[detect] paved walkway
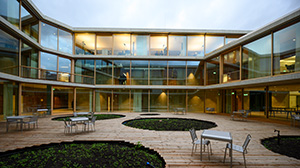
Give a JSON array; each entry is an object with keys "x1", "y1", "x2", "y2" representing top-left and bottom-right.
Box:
[{"x1": 1, "y1": 112, "x2": 300, "y2": 167}]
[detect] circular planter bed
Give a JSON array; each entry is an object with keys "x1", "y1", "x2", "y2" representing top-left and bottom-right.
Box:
[
  {"x1": 122, "y1": 118, "x2": 217, "y2": 131},
  {"x1": 52, "y1": 114, "x2": 125, "y2": 121},
  {"x1": 140, "y1": 113, "x2": 160, "y2": 116},
  {"x1": 261, "y1": 136, "x2": 300, "y2": 160},
  {"x1": 0, "y1": 141, "x2": 165, "y2": 168}
]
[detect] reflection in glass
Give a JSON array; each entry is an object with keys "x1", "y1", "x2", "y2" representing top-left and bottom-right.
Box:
[
  {"x1": 131, "y1": 89, "x2": 148, "y2": 112},
  {"x1": 188, "y1": 36, "x2": 204, "y2": 56},
  {"x1": 168, "y1": 61, "x2": 186, "y2": 85},
  {"x1": 242, "y1": 35, "x2": 271, "y2": 79},
  {"x1": 132, "y1": 35, "x2": 149, "y2": 56},
  {"x1": 150, "y1": 61, "x2": 167, "y2": 85},
  {"x1": 75, "y1": 59, "x2": 94, "y2": 84},
  {"x1": 169, "y1": 36, "x2": 186, "y2": 56},
  {"x1": 76, "y1": 88, "x2": 93, "y2": 112},
  {"x1": 243, "y1": 87, "x2": 266, "y2": 112},
  {"x1": 223, "y1": 49, "x2": 240, "y2": 82},
  {"x1": 0, "y1": 0, "x2": 19, "y2": 28},
  {"x1": 58, "y1": 57, "x2": 71, "y2": 82},
  {"x1": 53, "y1": 87, "x2": 74, "y2": 114},
  {"x1": 21, "y1": 5, "x2": 38, "y2": 41},
  {"x1": 40, "y1": 52, "x2": 57, "y2": 80},
  {"x1": 59, "y1": 29, "x2": 73, "y2": 54},
  {"x1": 96, "y1": 35, "x2": 112, "y2": 55},
  {"x1": 206, "y1": 57, "x2": 220, "y2": 85},
  {"x1": 113, "y1": 34, "x2": 130, "y2": 55},
  {"x1": 113, "y1": 60, "x2": 130, "y2": 85},
  {"x1": 95, "y1": 89, "x2": 111, "y2": 112},
  {"x1": 0, "y1": 29, "x2": 19, "y2": 75},
  {"x1": 41, "y1": 22, "x2": 58, "y2": 50},
  {"x1": 169, "y1": 90, "x2": 186, "y2": 112},
  {"x1": 21, "y1": 43, "x2": 38, "y2": 78},
  {"x1": 131, "y1": 60, "x2": 148, "y2": 85},
  {"x1": 0, "y1": 80, "x2": 18, "y2": 119},
  {"x1": 188, "y1": 90, "x2": 204, "y2": 112},
  {"x1": 113, "y1": 89, "x2": 130, "y2": 112},
  {"x1": 225, "y1": 38, "x2": 238, "y2": 44},
  {"x1": 187, "y1": 61, "x2": 203, "y2": 85},
  {"x1": 274, "y1": 22, "x2": 300, "y2": 74},
  {"x1": 205, "y1": 36, "x2": 224, "y2": 54},
  {"x1": 150, "y1": 89, "x2": 167, "y2": 112},
  {"x1": 205, "y1": 90, "x2": 220, "y2": 113},
  {"x1": 75, "y1": 33, "x2": 95, "y2": 55},
  {"x1": 150, "y1": 36, "x2": 167, "y2": 56},
  {"x1": 96, "y1": 60, "x2": 113, "y2": 84}
]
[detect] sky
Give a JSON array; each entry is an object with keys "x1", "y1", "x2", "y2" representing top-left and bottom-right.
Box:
[{"x1": 31, "y1": 0, "x2": 300, "y2": 31}]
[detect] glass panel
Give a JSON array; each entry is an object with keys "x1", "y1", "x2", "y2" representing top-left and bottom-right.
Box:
[
  {"x1": 187, "y1": 36, "x2": 204, "y2": 56},
  {"x1": 75, "y1": 33, "x2": 95, "y2": 55},
  {"x1": 205, "y1": 36, "x2": 224, "y2": 54},
  {"x1": 225, "y1": 38, "x2": 238, "y2": 44},
  {"x1": 75, "y1": 59, "x2": 94, "y2": 84},
  {"x1": 58, "y1": 57, "x2": 71, "y2": 82},
  {"x1": 169, "y1": 90, "x2": 186, "y2": 112},
  {"x1": 113, "y1": 89, "x2": 130, "y2": 112},
  {"x1": 95, "y1": 89, "x2": 111, "y2": 112},
  {"x1": 206, "y1": 57, "x2": 220, "y2": 85},
  {"x1": 168, "y1": 61, "x2": 186, "y2": 85},
  {"x1": 96, "y1": 35, "x2": 112, "y2": 55},
  {"x1": 132, "y1": 35, "x2": 149, "y2": 56},
  {"x1": 113, "y1": 60, "x2": 130, "y2": 85},
  {"x1": 76, "y1": 88, "x2": 93, "y2": 112},
  {"x1": 169, "y1": 36, "x2": 186, "y2": 56},
  {"x1": 21, "y1": 43, "x2": 38, "y2": 78},
  {"x1": 242, "y1": 35, "x2": 271, "y2": 79},
  {"x1": 188, "y1": 90, "x2": 205, "y2": 112},
  {"x1": 274, "y1": 22, "x2": 300, "y2": 75},
  {"x1": 96, "y1": 60, "x2": 113, "y2": 84},
  {"x1": 59, "y1": 29, "x2": 73, "y2": 54},
  {"x1": 223, "y1": 49, "x2": 240, "y2": 82},
  {"x1": 41, "y1": 22, "x2": 58, "y2": 50},
  {"x1": 243, "y1": 87, "x2": 266, "y2": 117},
  {"x1": 150, "y1": 36, "x2": 167, "y2": 56},
  {"x1": 0, "y1": 80, "x2": 18, "y2": 120},
  {"x1": 21, "y1": 84, "x2": 50, "y2": 115},
  {"x1": 131, "y1": 89, "x2": 148, "y2": 112},
  {"x1": 205, "y1": 90, "x2": 221, "y2": 113},
  {"x1": 0, "y1": 0, "x2": 19, "y2": 28},
  {"x1": 113, "y1": 34, "x2": 131, "y2": 55},
  {"x1": 150, "y1": 89, "x2": 167, "y2": 112},
  {"x1": 131, "y1": 60, "x2": 148, "y2": 85},
  {"x1": 53, "y1": 86, "x2": 74, "y2": 114},
  {"x1": 21, "y1": 5, "x2": 38, "y2": 42},
  {"x1": 0, "y1": 29, "x2": 19, "y2": 75},
  {"x1": 187, "y1": 61, "x2": 204, "y2": 85},
  {"x1": 40, "y1": 52, "x2": 57, "y2": 80},
  {"x1": 150, "y1": 61, "x2": 167, "y2": 85}
]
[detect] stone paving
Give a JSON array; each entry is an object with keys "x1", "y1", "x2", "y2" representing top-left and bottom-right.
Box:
[{"x1": 0, "y1": 112, "x2": 300, "y2": 167}]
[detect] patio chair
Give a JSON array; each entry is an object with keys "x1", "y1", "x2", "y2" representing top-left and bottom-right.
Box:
[
  {"x1": 291, "y1": 114, "x2": 300, "y2": 126},
  {"x1": 6, "y1": 118, "x2": 19, "y2": 132},
  {"x1": 63, "y1": 119, "x2": 77, "y2": 134},
  {"x1": 189, "y1": 128, "x2": 212, "y2": 159},
  {"x1": 224, "y1": 134, "x2": 251, "y2": 168},
  {"x1": 22, "y1": 115, "x2": 38, "y2": 129},
  {"x1": 84, "y1": 116, "x2": 96, "y2": 132}
]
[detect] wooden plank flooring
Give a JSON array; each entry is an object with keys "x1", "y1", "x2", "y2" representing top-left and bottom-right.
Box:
[{"x1": 0, "y1": 112, "x2": 300, "y2": 167}]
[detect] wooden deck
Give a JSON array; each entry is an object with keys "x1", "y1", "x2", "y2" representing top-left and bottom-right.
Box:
[{"x1": 0, "y1": 112, "x2": 300, "y2": 167}]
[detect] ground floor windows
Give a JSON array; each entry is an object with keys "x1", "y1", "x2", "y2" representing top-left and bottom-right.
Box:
[{"x1": 0, "y1": 81, "x2": 18, "y2": 120}]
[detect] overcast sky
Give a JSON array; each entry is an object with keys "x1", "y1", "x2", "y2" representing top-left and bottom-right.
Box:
[{"x1": 31, "y1": 0, "x2": 300, "y2": 31}]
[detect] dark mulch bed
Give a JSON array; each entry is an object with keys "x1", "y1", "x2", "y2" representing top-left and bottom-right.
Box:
[
  {"x1": 0, "y1": 141, "x2": 165, "y2": 168},
  {"x1": 140, "y1": 113, "x2": 160, "y2": 116},
  {"x1": 52, "y1": 114, "x2": 125, "y2": 121},
  {"x1": 261, "y1": 136, "x2": 300, "y2": 160},
  {"x1": 122, "y1": 118, "x2": 217, "y2": 131}
]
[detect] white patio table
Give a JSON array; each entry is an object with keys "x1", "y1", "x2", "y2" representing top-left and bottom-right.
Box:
[{"x1": 6, "y1": 115, "x2": 33, "y2": 132}]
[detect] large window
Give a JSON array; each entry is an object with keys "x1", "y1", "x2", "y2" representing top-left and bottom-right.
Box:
[
  {"x1": 188, "y1": 90, "x2": 205, "y2": 112},
  {"x1": 95, "y1": 89, "x2": 111, "y2": 112},
  {"x1": 131, "y1": 89, "x2": 148, "y2": 112},
  {"x1": 187, "y1": 36, "x2": 204, "y2": 56},
  {"x1": 96, "y1": 60, "x2": 113, "y2": 85},
  {"x1": 113, "y1": 34, "x2": 130, "y2": 55},
  {"x1": 113, "y1": 89, "x2": 130, "y2": 112},
  {"x1": 59, "y1": 29, "x2": 73, "y2": 54},
  {"x1": 273, "y1": 22, "x2": 300, "y2": 75},
  {"x1": 131, "y1": 60, "x2": 148, "y2": 85},
  {"x1": 206, "y1": 57, "x2": 220, "y2": 85},
  {"x1": 168, "y1": 61, "x2": 186, "y2": 85},
  {"x1": 96, "y1": 35, "x2": 112, "y2": 55},
  {"x1": 53, "y1": 87, "x2": 74, "y2": 114},
  {"x1": 76, "y1": 88, "x2": 93, "y2": 112},
  {"x1": 41, "y1": 22, "x2": 58, "y2": 50},
  {"x1": 242, "y1": 35, "x2": 271, "y2": 79},
  {"x1": 113, "y1": 60, "x2": 130, "y2": 85},
  {"x1": 150, "y1": 36, "x2": 167, "y2": 56},
  {"x1": 40, "y1": 52, "x2": 57, "y2": 80},
  {"x1": 21, "y1": 4, "x2": 38, "y2": 42},
  {"x1": 187, "y1": 61, "x2": 204, "y2": 85},
  {"x1": 0, "y1": 80, "x2": 18, "y2": 119},
  {"x1": 223, "y1": 49, "x2": 240, "y2": 82},
  {"x1": 21, "y1": 43, "x2": 38, "y2": 78},
  {"x1": 150, "y1": 89, "x2": 167, "y2": 112},
  {"x1": 58, "y1": 57, "x2": 71, "y2": 82},
  {"x1": 0, "y1": 29, "x2": 19, "y2": 76},
  {"x1": 205, "y1": 36, "x2": 224, "y2": 54},
  {"x1": 0, "y1": 0, "x2": 19, "y2": 28},
  {"x1": 169, "y1": 36, "x2": 186, "y2": 56},
  {"x1": 150, "y1": 61, "x2": 167, "y2": 85},
  {"x1": 132, "y1": 35, "x2": 149, "y2": 56},
  {"x1": 75, "y1": 59, "x2": 94, "y2": 84},
  {"x1": 75, "y1": 33, "x2": 95, "y2": 55},
  {"x1": 169, "y1": 90, "x2": 186, "y2": 112}
]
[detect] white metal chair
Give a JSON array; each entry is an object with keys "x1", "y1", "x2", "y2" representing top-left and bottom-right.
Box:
[
  {"x1": 63, "y1": 119, "x2": 77, "y2": 134},
  {"x1": 23, "y1": 115, "x2": 38, "y2": 129},
  {"x1": 224, "y1": 134, "x2": 252, "y2": 168},
  {"x1": 189, "y1": 128, "x2": 212, "y2": 159},
  {"x1": 291, "y1": 114, "x2": 300, "y2": 126},
  {"x1": 84, "y1": 116, "x2": 96, "y2": 132}
]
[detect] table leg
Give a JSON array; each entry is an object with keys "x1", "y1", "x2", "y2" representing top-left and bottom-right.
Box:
[
  {"x1": 21, "y1": 119, "x2": 23, "y2": 132},
  {"x1": 200, "y1": 137, "x2": 202, "y2": 160},
  {"x1": 230, "y1": 141, "x2": 232, "y2": 168},
  {"x1": 6, "y1": 121, "x2": 9, "y2": 132}
]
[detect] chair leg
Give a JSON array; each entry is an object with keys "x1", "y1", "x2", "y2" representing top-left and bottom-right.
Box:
[
  {"x1": 210, "y1": 143, "x2": 213, "y2": 155},
  {"x1": 207, "y1": 144, "x2": 210, "y2": 160},
  {"x1": 223, "y1": 147, "x2": 227, "y2": 163},
  {"x1": 191, "y1": 144, "x2": 195, "y2": 156},
  {"x1": 243, "y1": 153, "x2": 247, "y2": 168}
]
